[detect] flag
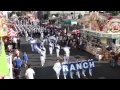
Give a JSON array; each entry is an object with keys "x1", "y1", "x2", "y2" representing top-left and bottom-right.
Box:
[{"x1": 0, "y1": 40, "x2": 9, "y2": 77}]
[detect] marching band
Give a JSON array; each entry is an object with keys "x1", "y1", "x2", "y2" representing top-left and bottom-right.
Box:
[{"x1": 7, "y1": 15, "x2": 95, "y2": 79}]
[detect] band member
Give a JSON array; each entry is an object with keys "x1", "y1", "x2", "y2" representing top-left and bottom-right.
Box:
[
  {"x1": 40, "y1": 31, "x2": 44, "y2": 40},
  {"x1": 69, "y1": 62, "x2": 77, "y2": 79},
  {"x1": 81, "y1": 68, "x2": 87, "y2": 78},
  {"x1": 40, "y1": 40, "x2": 45, "y2": 47},
  {"x1": 89, "y1": 68, "x2": 92, "y2": 77},
  {"x1": 30, "y1": 39, "x2": 37, "y2": 52},
  {"x1": 55, "y1": 44, "x2": 60, "y2": 57},
  {"x1": 63, "y1": 46, "x2": 70, "y2": 61},
  {"x1": 61, "y1": 61, "x2": 68, "y2": 79},
  {"x1": 63, "y1": 54, "x2": 69, "y2": 63},
  {"x1": 53, "y1": 59, "x2": 61, "y2": 79},
  {"x1": 25, "y1": 31, "x2": 28, "y2": 41},
  {"x1": 76, "y1": 60, "x2": 81, "y2": 79},
  {"x1": 49, "y1": 42, "x2": 54, "y2": 55},
  {"x1": 44, "y1": 36, "x2": 48, "y2": 45},
  {"x1": 40, "y1": 49, "x2": 46, "y2": 67},
  {"x1": 34, "y1": 43, "x2": 41, "y2": 53},
  {"x1": 40, "y1": 46, "x2": 46, "y2": 59},
  {"x1": 70, "y1": 70, "x2": 74, "y2": 79},
  {"x1": 33, "y1": 44, "x2": 45, "y2": 66}
]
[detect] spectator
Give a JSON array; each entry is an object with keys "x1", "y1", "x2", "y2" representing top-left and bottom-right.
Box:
[
  {"x1": 25, "y1": 64, "x2": 35, "y2": 79},
  {"x1": 22, "y1": 52, "x2": 28, "y2": 68},
  {"x1": 13, "y1": 56, "x2": 22, "y2": 79}
]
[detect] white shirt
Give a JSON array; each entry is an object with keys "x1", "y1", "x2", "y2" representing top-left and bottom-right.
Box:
[
  {"x1": 25, "y1": 31, "x2": 28, "y2": 37},
  {"x1": 49, "y1": 43, "x2": 54, "y2": 48},
  {"x1": 30, "y1": 39, "x2": 37, "y2": 44},
  {"x1": 56, "y1": 45, "x2": 60, "y2": 50},
  {"x1": 41, "y1": 41, "x2": 44, "y2": 46},
  {"x1": 63, "y1": 47, "x2": 70, "y2": 53},
  {"x1": 25, "y1": 68, "x2": 35, "y2": 79},
  {"x1": 53, "y1": 62, "x2": 61, "y2": 74},
  {"x1": 40, "y1": 49, "x2": 46, "y2": 56}
]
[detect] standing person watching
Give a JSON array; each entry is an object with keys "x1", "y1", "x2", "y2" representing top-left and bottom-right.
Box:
[
  {"x1": 22, "y1": 52, "x2": 28, "y2": 68},
  {"x1": 25, "y1": 64, "x2": 35, "y2": 79},
  {"x1": 13, "y1": 56, "x2": 22, "y2": 79}
]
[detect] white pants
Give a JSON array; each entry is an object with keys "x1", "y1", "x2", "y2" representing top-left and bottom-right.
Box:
[
  {"x1": 31, "y1": 44, "x2": 34, "y2": 52},
  {"x1": 82, "y1": 69, "x2": 86, "y2": 77},
  {"x1": 44, "y1": 53, "x2": 46, "y2": 59},
  {"x1": 63, "y1": 72, "x2": 68, "y2": 79},
  {"x1": 70, "y1": 71, "x2": 74, "y2": 79},
  {"x1": 56, "y1": 49, "x2": 60, "y2": 57},
  {"x1": 66, "y1": 52, "x2": 70, "y2": 60},
  {"x1": 26, "y1": 35, "x2": 28, "y2": 41},
  {"x1": 40, "y1": 56, "x2": 45, "y2": 67},
  {"x1": 52, "y1": 45, "x2": 54, "y2": 50},
  {"x1": 63, "y1": 73, "x2": 67, "y2": 79},
  {"x1": 89, "y1": 68, "x2": 92, "y2": 76},
  {"x1": 76, "y1": 71, "x2": 80, "y2": 78},
  {"x1": 45, "y1": 39, "x2": 48, "y2": 45},
  {"x1": 49, "y1": 47, "x2": 53, "y2": 55},
  {"x1": 26, "y1": 36, "x2": 28, "y2": 41},
  {"x1": 41, "y1": 35, "x2": 44, "y2": 40},
  {"x1": 55, "y1": 71, "x2": 61, "y2": 79}
]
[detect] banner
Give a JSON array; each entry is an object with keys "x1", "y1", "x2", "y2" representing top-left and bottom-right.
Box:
[{"x1": 62, "y1": 59, "x2": 95, "y2": 75}]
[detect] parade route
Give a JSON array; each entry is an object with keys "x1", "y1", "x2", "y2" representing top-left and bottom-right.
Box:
[{"x1": 19, "y1": 37, "x2": 120, "y2": 79}]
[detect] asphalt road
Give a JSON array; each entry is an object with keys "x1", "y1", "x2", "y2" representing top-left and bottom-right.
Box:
[{"x1": 18, "y1": 37, "x2": 120, "y2": 79}]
